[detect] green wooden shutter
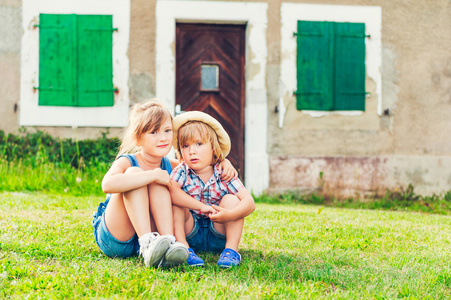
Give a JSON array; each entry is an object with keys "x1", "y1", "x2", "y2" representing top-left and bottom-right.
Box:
[
  {"x1": 38, "y1": 14, "x2": 76, "y2": 106},
  {"x1": 77, "y1": 15, "x2": 114, "y2": 107},
  {"x1": 296, "y1": 21, "x2": 333, "y2": 110},
  {"x1": 333, "y1": 22, "x2": 366, "y2": 110}
]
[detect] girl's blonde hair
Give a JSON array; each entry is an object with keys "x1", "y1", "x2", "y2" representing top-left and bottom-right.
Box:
[
  {"x1": 117, "y1": 99, "x2": 172, "y2": 158},
  {"x1": 177, "y1": 121, "x2": 224, "y2": 165}
]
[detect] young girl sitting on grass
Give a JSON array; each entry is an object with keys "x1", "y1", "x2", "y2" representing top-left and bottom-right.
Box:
[
  {"x1": 170, "y1": 111, "x2": 255, "y2": 268},
  {"x1": 91, "y1": 99, "x2": 236, "y2": 268}
]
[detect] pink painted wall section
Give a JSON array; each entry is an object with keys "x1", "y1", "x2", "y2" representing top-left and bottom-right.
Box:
[{"x1": 269, "y1": 156, "x2": 451, "y2": 198}]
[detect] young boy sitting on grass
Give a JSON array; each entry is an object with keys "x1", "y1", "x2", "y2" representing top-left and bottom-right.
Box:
[{"x1": 169, "y1": 111, "x2": 255, "y2": 268}]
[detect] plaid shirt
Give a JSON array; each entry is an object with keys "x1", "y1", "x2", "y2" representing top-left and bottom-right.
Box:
[{"x1": 170, "y1": 162, "x2": 245, "y2": 217}]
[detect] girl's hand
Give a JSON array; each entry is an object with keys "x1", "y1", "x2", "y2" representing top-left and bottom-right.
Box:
[
  {"x1": 218, "y1": 159, "x2": 238, "y2": 181},
  {"x1": 208, "y1": 205, "x2": 232, "y2": 223},
  {"x1": 153, "y1": 168, "x2": 170, "y2": 187}
]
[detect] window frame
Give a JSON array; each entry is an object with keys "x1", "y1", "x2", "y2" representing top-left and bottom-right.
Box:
[
  {"x1": 19, "y1": 0, "x2": 130, "y2": 127},
  {"x1": 279, "y1": 3, "x2": 382, "y2": 118}
]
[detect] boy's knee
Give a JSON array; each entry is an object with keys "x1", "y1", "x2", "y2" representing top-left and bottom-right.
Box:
[
  {"x1": 219, "y1": 195, "x2": 240, "y2": 208},
  {"x1": 124, "y1": 166, "x2": 143, "y2": 174}
]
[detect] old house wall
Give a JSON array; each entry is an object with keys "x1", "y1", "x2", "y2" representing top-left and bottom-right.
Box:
[
  {"x1": 267, "y1": 0, "x2": 451, "y2": 196},
  {"x1": 1, "y1": 0, "x2": 449, "y2": 195}
]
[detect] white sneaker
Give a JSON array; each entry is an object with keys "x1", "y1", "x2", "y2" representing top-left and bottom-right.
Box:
[
  {"x1": 159, "y1": 242, "x2": 189, "y2": 268},
  {"x1": 138, "y1": 232, "x2": 172, "y2": 267}
]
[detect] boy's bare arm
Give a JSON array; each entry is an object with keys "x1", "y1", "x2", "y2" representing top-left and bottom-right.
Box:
[{"x1": 169, "y1": 180, "x2": 216, "y2": 214}]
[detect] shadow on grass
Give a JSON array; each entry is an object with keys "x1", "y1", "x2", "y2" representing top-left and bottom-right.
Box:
[{"x1": 160, "y1": 248, "x2": 365, "y2": 292}]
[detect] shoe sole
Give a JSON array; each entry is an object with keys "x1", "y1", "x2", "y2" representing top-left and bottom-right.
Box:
[
  {"x1": 217, "y1": 264, "x2": 239, "y2": 268},
  {"x1": 189, "y1": 263, "x2": 205, "y2": 267},
  {"x1": 160, "y1": 245, "x2": 189, "y2": 268},
  {"x1": 147, "y1": 236, "x2": 172, "y2": 267}
]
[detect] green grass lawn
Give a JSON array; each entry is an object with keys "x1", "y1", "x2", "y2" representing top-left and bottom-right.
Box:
[{"x1": 1, "y1": 192, "x2": 451, "y2": 299}]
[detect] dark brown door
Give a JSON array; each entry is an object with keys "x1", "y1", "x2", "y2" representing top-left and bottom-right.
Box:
[{"x1": 176, "y1": 23, "x2": 246, "y2": 179}]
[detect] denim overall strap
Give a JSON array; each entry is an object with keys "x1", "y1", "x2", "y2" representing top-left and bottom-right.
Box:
[
  {"x1": 118, "y1": 154, "x2": 139, "y2": 167},
  {"x1": 160, "y1": 156, "x2": 172, "y2": 174}
]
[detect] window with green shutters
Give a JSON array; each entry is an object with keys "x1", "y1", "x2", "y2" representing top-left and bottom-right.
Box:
[
  {"x1": 36, "y1": 14, "x2": 116, "y2": 107},
  {"x1": 295, "y1": 21, "x2": 367, "y2": 111}
]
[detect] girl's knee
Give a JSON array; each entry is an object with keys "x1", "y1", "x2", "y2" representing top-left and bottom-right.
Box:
[
  {"x1": 220, "y1": 194, "x2": 240, "y2": 208},
  {"x1": 148, "y1": 182, "x2": 169, "y2": 192}
]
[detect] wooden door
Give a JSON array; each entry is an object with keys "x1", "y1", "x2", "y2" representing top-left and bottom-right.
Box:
[{"x1": 176, "y1": 23, "x2": 246, "y2": 179}]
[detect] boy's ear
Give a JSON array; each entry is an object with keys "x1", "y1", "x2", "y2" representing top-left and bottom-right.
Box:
[{"x1": 135, "y1": 139, "x2": 141, "y2": 147}]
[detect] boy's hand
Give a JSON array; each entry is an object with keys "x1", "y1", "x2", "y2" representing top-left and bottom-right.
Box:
[
  {"x1": 218, "y1": 159, "x2": 238, "y2": 181},
  {"x1": 208, "y1": 205, "x2": 233, "y2": 223},
  {"x1": 200, "y1": 204, "x2": 217, "y2": 216},
  {"x1": 153, "y1": 168, "x2": 170, "y2": 187}
]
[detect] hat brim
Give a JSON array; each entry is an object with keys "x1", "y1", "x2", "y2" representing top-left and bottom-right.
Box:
[{"x1": 172, "y1": 111, "x2": 231, "y2": 157}]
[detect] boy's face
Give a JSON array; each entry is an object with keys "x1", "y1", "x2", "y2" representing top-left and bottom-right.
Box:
[{"x1": 180, "y1": 131, "x2": 214, "y2": 173}]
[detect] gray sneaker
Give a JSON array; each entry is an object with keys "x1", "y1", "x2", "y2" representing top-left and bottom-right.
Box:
[
  {"x1": 159, "y1": 242, "x2": 189, "y2": 268},
  {"x1": 138, "y1": 232, "x2": 172, "y2": 267}
]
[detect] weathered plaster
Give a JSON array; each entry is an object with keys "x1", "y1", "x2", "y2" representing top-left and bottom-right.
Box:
[
  {"x1": 155, "y1": 0, "x2": 269, "y2": 195},
  {"x1": 246, "y1": 47, "x2": 261, "y2": 83},
  {"x1": 0, "y1": 6, "x2": 21, "y2": 53},
  {"x1": 431, "y1": 57, "x2": 451, "y2": 105},
  {"x1": 0, "y1": 4, "x2": 21, "y2": 134},
  {"x1": 380, "y1": 46, "x2": 398, "y2": 132},
  {"x1": 129, "y1": 0, "x2": 155, "y2": 82},
  {"x1": 129, "y1": 72, "x2": 154, "y2": 104},
  {"x1": 388, "y1": 0, "x2": 451, "y2": 156},
  {"x1": 19, "y1": 0, "x2": 130, "y2": 127},
  {"x1": 0, "y1": 0, "x2": 21, "y2": 7},
  {"x1": 269, "y1": 155, "x2": 451, "y2": 197},
  {"x1": 0, "y1": 54, "x2": 20, "y2": 133}
]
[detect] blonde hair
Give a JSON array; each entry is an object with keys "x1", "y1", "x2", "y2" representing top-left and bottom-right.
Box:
[
  {"x1": 117, "y1": 98, "x2": 172, "y2": 158},
  {"x1": 176, "y1": 121, "x2": 224, "y2": 165}
]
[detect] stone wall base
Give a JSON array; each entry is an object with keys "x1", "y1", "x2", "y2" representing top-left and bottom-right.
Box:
[{"x1": 269, "y1": 155, "x2": 451, "y2": 198}]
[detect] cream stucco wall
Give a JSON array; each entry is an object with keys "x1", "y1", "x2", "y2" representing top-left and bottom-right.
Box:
[{"x1": 0, "y1": 0, "x2": 21, "y2": 135}]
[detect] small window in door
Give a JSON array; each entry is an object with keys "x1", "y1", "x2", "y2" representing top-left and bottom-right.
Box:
[{"x1": 201, "y1": 64, "x2": 219, "y2": 91}]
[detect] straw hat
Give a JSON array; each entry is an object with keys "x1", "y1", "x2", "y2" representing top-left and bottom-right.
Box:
[{"x1": 172, "y1": 111, "x2": 231, "y2": 157}]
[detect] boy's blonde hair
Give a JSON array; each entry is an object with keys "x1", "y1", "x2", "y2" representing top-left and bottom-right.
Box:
[
  {"x1": 177, "y1": 121, "x2": 224, "y2": 165},
  {"x1": 117, "y1": 99, "x2": 172, "y2": 158}
]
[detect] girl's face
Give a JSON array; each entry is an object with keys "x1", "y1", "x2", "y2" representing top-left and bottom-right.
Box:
[
  {"x1": 136, "y1": 117, "x2": 173, "y2": 157},
  {"x1": 180, "y1": 131, "x2": 214, "y2": 173}
]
